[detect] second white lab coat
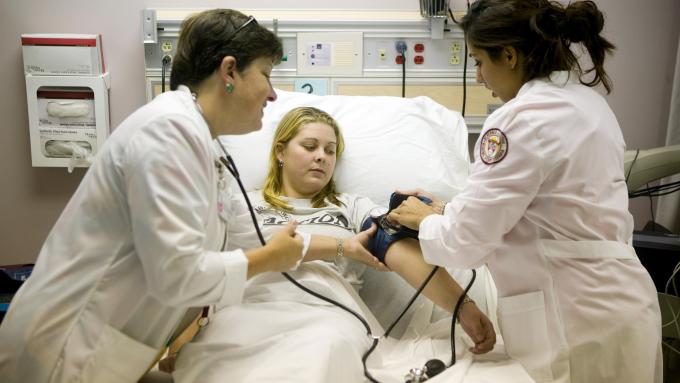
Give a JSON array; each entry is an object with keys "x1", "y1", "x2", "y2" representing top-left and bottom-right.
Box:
[
  {"x1": 419, "y1": 72, "x2": 662, "y2": 383},
  {"x1": 0, "y1": 86, "x2": 248, "y2": 383}
]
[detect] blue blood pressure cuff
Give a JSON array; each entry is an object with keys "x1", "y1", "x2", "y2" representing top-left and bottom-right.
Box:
[{"x1": 361, "y1": 193, "x2": 432, "y2": 263}]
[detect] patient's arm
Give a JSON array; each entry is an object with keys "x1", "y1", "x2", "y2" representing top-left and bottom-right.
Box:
[
  {"x1": 384, "y1": 238, "x2": 461, "y2": 312},
  {"x1": 384, "y1": 238, "x2": 496, "y2": 354},
  {"x1": 302, "y1": 226, "x2": 390, "y2": 272}
]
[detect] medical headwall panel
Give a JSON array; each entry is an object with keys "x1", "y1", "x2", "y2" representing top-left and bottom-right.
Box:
[
  {"x1": 142, "y1": 9, "x2": 501, "y2": 132},
  {"x1": 297, "y1": 32, "x2": 363, "y2": 76}
]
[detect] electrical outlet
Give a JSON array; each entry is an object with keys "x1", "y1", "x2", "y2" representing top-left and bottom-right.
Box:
[
  {"x1": 395, "y1": 40, "x2": 407, "y2": 54},
  {"x1": 161, "y1": 41, "x2": 173, "y2": 53},
  {"x1": 450, "y1": 55, "x2": 461, "y2": 65},
  {"x1": 450, "y1": 42, "x2": 461, "y2": 53},
  {"x1": 379, "y1": 48, "x2": 386, "y2": 60}
]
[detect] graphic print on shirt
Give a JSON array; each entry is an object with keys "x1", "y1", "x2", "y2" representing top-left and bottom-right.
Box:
[{"x1": 254, "y1": 204, "x2": 351, "y2": 229}]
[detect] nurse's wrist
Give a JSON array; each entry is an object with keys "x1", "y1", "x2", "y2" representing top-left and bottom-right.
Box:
[
  {"x1": 244, "y1": 247, "x2": 271, "y2": 278},
  {"x1": 417, "y1": 211, "x2": 438, "y2": 229},
  {"x1": 433, "y1": 202, "x2": 447, "y2": 215}
]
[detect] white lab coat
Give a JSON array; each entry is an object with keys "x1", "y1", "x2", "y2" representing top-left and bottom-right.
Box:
[
  {"x1": 419, "y1": 72, "x2": 663, "y2": 383},
  {"x1": 0, "y1": 86, "x2": 248, "y2": 383}
]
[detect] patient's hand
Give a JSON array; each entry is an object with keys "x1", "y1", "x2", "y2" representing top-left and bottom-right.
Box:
[
  {"x1": 458, "y1": 302, "x2": 496, "y2": 354},
  {"x1": 346, "y1": 224, "x2": 390, "y2": 271}
]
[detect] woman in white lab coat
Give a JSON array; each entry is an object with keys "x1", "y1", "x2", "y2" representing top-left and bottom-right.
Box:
[
  {"x1": 0, "y1": 9, "x2": 304, "y2": 383},
  {"x1": 389, "y1": 1, "x2": 663, "y2": 382}
]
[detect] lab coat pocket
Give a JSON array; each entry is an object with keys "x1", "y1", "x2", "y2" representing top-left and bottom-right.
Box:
[
  {"x1": 497, "y1": 290, "x2": 554, "y2": 382},
  {"x1": 80, "y1": 324, "x2": 159, "y2": 383}
]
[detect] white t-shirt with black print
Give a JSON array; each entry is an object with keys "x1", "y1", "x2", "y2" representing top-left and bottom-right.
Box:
[{"x1": 221, "y1": 190, "x2": 383, "y2": 288}]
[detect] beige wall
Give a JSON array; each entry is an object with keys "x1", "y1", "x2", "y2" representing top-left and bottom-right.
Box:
[{"x1": 1, "y1": 0, "x2": 679, "y2": 265}]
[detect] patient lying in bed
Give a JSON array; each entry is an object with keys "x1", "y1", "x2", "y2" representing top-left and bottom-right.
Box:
[{"x1": 170, "y1": 107, "x2": 494, "y2": 382}]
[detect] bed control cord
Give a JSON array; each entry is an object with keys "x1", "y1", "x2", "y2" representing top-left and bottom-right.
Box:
[
  {"x1": 449, "y1": 269, "x2": 476, "y2": 366},
  {"x1": 395, "y1": 41, "x2": 407, "y2": 98},
  {"x1": 449, "y1": 2, "x2": 471, "y2": 117},
  {"x1": 218, "y1": 146, "x2": 467, "y2": 382},
  {"x1": 161, "y1": 55, "x2": 171, "y2": 93},
  {"x1": 401, "y1": 51, "x2": 406, "y2": 98}
]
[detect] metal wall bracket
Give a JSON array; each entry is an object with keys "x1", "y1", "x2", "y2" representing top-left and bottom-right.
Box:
[{"x1": 142, "y1": 9, "x2": 158, "y2": 44}]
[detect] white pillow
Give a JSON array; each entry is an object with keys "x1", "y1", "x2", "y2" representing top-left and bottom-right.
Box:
[{"x1": 218, "y1": 88, "x2": 470, "y2": 206}]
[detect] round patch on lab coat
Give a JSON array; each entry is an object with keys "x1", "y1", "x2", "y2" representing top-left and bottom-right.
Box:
[{"x1": 480, "y1": 128, "x2": 508, "y2": 164}]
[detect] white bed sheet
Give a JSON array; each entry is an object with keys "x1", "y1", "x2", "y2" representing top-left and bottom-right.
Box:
[{"x1": 172, "y1": 262, "x2": 534, "y2": 383}]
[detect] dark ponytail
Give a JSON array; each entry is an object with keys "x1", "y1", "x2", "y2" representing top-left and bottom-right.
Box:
[
  {"x1": 560, "y1": 1, "x2": 615, "y2": 92},
  {"x1": 461, "y1": 0, "x2": 616, "y2": 93}
]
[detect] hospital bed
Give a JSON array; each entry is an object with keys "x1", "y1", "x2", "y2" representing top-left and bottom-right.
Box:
[{"x1": 141, "y1": 89, "x2": 535, "y2": 383}]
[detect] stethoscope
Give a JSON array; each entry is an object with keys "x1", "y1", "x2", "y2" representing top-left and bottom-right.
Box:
[{"x1": 195, "y1": 91, "x2": 475, "y2": 382}]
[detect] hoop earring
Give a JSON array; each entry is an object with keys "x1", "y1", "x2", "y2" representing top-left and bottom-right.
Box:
[{"x1": 225, "y1": 83, "x2": 235, "y2": 93}]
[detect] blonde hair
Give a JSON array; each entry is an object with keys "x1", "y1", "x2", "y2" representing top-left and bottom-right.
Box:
[{"x1": 263, "y1": 107, "x2": 345, "y2": 211}]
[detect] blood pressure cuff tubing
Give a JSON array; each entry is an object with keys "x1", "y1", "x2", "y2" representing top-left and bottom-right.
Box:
[{"x1": 361, "y1": 193, "x2": 432, "y2": 263}]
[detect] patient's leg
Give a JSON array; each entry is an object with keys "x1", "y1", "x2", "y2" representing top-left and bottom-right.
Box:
[{"x1": 383, "y1": 238, "x2": 464, "y2": 313}]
